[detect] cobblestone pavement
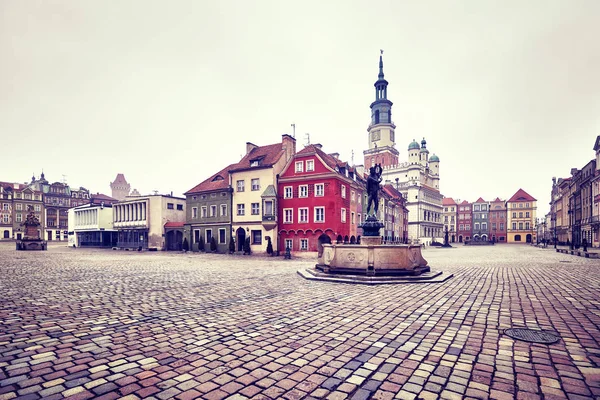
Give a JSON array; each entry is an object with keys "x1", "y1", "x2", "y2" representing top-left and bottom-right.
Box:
[{"x1": 1, "y1": 243, "x2": 599, "y2": 400}]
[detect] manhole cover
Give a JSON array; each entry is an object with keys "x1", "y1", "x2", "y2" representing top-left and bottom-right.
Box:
[{"x1": 504, "y1": 328, "x2": 560, "y2": 344}]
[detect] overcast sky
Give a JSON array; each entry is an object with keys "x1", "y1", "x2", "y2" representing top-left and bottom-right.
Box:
[{"x1": 1, "y1": 1, "x2": 599, "y2": 215}]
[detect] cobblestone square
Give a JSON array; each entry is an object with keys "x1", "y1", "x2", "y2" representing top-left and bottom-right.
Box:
[{"x1": 1, "y1": 243, "x2": 599, "y2": 400}]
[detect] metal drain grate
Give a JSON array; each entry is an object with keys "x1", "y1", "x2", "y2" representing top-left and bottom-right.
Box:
[{"x1": 504, "y1": 328, "x2": 560, "y2": 344}]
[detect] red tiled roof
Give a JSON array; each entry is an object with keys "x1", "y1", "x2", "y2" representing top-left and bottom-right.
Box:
[
  {"x1": 185, "y1": 164, "x2": 234, "y2": 194},
  {"x1": 475, "y1": 197, "x2": 486, "y2": 203},
  {"x1": 92, "y1": 193, "x2": 117, "y2": 201},
  {"x1": 492, "y1": 197, "x2": 503, "y2": 202},
  {"x1": 297, "y1": 144, "x2": 339, "y2": 170},
  {"x1": 112, "y1": 173, "x2": 128, "y2": 185},
  {"x1": 422, "y1": 184, "x2": 439, "y2": 193},
  {"x1": 442, "y1": 197, "x2": 457, "y2": 205},
  {"x1": 229, "y1": 143, "x2": 285, "y2": 173},
  {"x1": 164, "y1": 222, "x2": 184, "y2": 228},
  {"x1": 460, "y1": 200, "x2": 470, "y2": 205},
  {"x1": 507, "y1": 188, "x2": 536, "y2": 202},
  {"x1": 382, "y1": 184, "x2": 403, "y2": 199}
]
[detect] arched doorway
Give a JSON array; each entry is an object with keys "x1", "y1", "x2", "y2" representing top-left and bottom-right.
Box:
[
  {"x1": 459, "y1": 235, "x2": 463, "y2": 243},
  {"x1": 526, "y1": 234, "x2": 532, "y2": 243},
  {"x1": 3, "y1": 230, "x2": 9, "y2": 239},
  {"x1": 482, "y1": 234, "x2": 488, "y2": 241},
  {"x1": 515, "y1": 234, "x2": 522, "y2": 242},
  {"x1": 236, "y1": 228, "x2": 246, "y2": 252},
  {"x1": 451, "y1": 235, "x2": 455, "y2": 243}
]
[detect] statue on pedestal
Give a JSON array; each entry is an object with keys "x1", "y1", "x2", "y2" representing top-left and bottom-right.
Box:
[{"x1": 366, "y1": 164, "x2": 382, "y2": 216}]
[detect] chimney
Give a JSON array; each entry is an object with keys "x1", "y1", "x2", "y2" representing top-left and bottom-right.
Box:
[
  {"x1": 281, "y1": 134, "x2": 296, "y2": 161},
  {"x1": 329, "y1": 152, "x2": 339, "y2": 159},
  {"x1": 313, "y1": 143, "x2": 322, "y2": 150},
  {"x1": 246, "y1": 142, "x2": 258, "y2": 155}
]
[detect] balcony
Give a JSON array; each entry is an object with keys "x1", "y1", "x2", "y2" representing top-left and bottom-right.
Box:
[{"x1": 262, "y1": 214, "x2": 277, "y2": 229}]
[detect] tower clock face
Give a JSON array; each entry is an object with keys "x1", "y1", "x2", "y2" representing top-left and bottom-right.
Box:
[{"x1": 371, "y1": 130, "x2": 381, "y2": 141}]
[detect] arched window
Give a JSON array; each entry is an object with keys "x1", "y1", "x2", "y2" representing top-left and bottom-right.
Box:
[{"x1": 374, "y1": 110, "x2": 380, "y2": 124}]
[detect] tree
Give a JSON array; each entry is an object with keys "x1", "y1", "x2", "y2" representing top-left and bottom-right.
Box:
[
  {"x1": 229, "y1": 236, "x2": 235, "y2": 254},
  {"x1": 210, "y1": 236, "x2": 217, "y2": 252},
  {"x1": 243, "y1": 237, "x2": 252, "y2": 255},
  {"x1": 198, "y1": 236, "x2": 205, "y2": 252},
  {"x1": 266, "y1": 236, "x2": 273, "y2": 256},
  {"x1": 182, "y1": 237, "x2": 189, "y2": 252}
]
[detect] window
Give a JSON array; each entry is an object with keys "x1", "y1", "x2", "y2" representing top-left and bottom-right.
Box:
[
  {"x1": 341, "y1": 185, "x2": 346, "y2": 198},
  {"x1": 284, "y1": 209, "x2": 293, "y2": 223},
  {"x1": 512, "y1": 212, "x2": 516, "y2": 218},
  {"x1": 284, "y1": 186, "x2": 293, "y2": 199},
  {"x1": 219, "y1": 228, "x2": 226, "y2": 244},
  {"x1": 210, "y1": 205, "x2": 217, "y2": 217},
  {"x1": 298, "y1": 208, "x2": 308, "y2": 223},
  {"x1": 167, "y1": 203, "x2": 174, "y2": 210},
  {"x1": 315, "y1": 184, "x2": 324, "y2": 197},
  {"x1": 474, "y1": 223, "x2": 480, "y2": 230},
  {"x1": 519, "y1": 203, "x2": 523, "y2": 208},
  {"x1": 525, "y1": 212, "x2": 530, "y2": 218},
  {"x1": 206, "y1": 229, "x2": 212, "y2": 244},
  {"x1": 459, "y1": 224, "x2": 464, "y2": 231},
  {"x1": 264, "y1": 200, "x2": 273, "y2": 216},
  {"x1": 285, "y1": 239, "x2": 293, "y2": 250},
  {"x1": 16, "y1": 213, "x2": 22, "y2": 223},
  {"x1": 519, "y1": 222, "x2": 523, "y2": 230},
  {"x1": 306, "y1": 160, "x2": 314, "y2": 172},
  {"x1": 251, "y1": 203, "x2": 260, "y2": 215},
  {"x1": 201, "y1": 206, "x2": 207, "y2": 218},
  {"x1": 525, "y1": 222, "x2": 530, "y2": 230},
  {"x1": 512, "y1": 222, "x2": 517, "y2": 230},
  {"x1": 2, "y1": 203, "x2": 8, "y2": 210},
  {"x1": 220, "y1": 204, "x2": 227, "y2": 216},
  {"x1": 500, "y1": 223, "x2": 504, "y2": 230},
  {"x1": 482, "y1": 223, "x2": 487, "y2": 230},
  {"x1": 492, "y1": 223, "x2": 496, "y2": 230},
  {"x1": 519, "y1": 212, "x2": 523, "y2": 218},
  {"x1": 358, "y1": 213, "x2": 361, "y2": 224},
  {"x1": 474, "y1": 205, "x2": 480, "y2": 211},
  {"x1": 314, "y1": 207, "x2": 325, "y2": 222},
  {"x1": 251, "y1": 178, "x2": 260, "y2": 191},
  {"x1": 300, "y1": 239, "x2": 308, "y2": 250},
  {"x1": 194, "y1": 230, "x2": 200, "y2": 243},
  {"x1": 192, "y1": 207, "x2": 198, "y2": 219},
  {"x1": 341, "y1": 208, "x2": 346, "y2": 223},
  {"x1": 351, "y1": 212, "x2": 355, "y2": 225},
  {"x1": 351, "y1": 191, "x2": 355, "y2": 202},
  {"x1": 299, "y1": 185, "x2": 308, "y2": 198},
  {"x1": 15, "y1": 203, "x2": 22, "y2": 211},
  {"x1": 177, "y1": 204, "x2": 183, "y2": 211},
  {"x1": 237, "y1": 180, "x2": 245, "y2": 192},
  {"x1": 295, "y1": 161, "x2": 303, "y2": 173},
  {"x1": 237, "y1": 204, "x2": 245, "y2": 216},
  {"x1": 482, "y1": 204, "x2": 487, "y2": 211},
  {"x1": 251, "y1": 230, "x2": 262, "y2": 245},
  {"x1": 525, "y1": 203, "x2": 530, "y2": 208}
]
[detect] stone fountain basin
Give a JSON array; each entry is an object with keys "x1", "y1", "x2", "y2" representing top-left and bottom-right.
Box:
[{"x1": 317, "y1": 240, "x2": 429, "y2": 276}]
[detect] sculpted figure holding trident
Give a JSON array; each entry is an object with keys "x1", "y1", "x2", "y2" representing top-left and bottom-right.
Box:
[{"x1": 366, "y1": 163, "x2": 383, "y2": 216}]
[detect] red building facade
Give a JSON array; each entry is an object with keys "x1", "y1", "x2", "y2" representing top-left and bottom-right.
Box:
[
  {"x1": 489, "y1": 197, "x2": 507, "y2": 242},
  {"x1": 457, "y1": 200, "x2": 472, "y2": 243},
  {"x1": 278, "y1": 145, "x2": 364, "y2": 252}
]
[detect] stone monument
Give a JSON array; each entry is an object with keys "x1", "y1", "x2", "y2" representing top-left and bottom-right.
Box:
[
  {"x1": 313, "y1": 163, "x2": 431, "y2": 277},
  {"x1": 16, "y1": 206, "x2": 47, "y2": 251}
]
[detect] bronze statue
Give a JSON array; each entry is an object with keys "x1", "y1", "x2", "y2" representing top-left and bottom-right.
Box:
[{"x1": 366, "y1": 163, "x2": 382, "y2": 216}]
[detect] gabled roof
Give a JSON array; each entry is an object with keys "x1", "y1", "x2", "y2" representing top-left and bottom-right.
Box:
[
  {"x1": 508, "y1": 188, "x2": 536, "y2": 202},
  {"x1": 475, "y1": 197, "x2": 486, "y2": 203},
  {"x1": 460, "y1": 200, "x2": 470, "y2": 205},
  {"x1": 491, "y1": 197, "x2": 503, "y2": 202},
  {"x1": 230, "y1": 143, "x2": 285, "y2": 173},
  {"x1": 185, "y1": 164, "x2": 234, "y2": 194},
  {"x1": 296, "y1": 144, "x2": 339, "y2": 170},
  {"x1": 261, "y1": 185, "x2": 277, "y2": 198},
  {"x1": 442, "y1": 197, "x2": 457, "y2": 206},
  {"x1": 382, "y1": 184, "x2": 403, "y2": 199},
  {"x1": 594, "y1": 135, "x2": 600, "y2": 151},
  {"x1": 91, "y1": 193, "x2": 117, "y2": 202}
]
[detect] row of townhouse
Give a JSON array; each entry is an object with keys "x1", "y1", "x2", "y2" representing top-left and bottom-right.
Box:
[
  {"x1": 0, "y1": 172, "x2": 98, "y2": 241},
  {"x1": 442, "y1": 189, "x2": 537, "y2": 244},
  {"x1": 549, "y1": 135, "x2": 600, "y2": 248},
  {"x1": 184, "y1": 135, "x2": 409, "y2": 254}
]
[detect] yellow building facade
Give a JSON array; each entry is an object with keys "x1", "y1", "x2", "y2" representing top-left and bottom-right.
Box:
[{"x1": 506, "y1": 188, "x2": 537, "y2": 243}]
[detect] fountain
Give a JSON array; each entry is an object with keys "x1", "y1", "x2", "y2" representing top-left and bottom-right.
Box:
[
  {"x1": 298, "y1": 165, "x2": 452, "y2": 284},
  {"x1": 16, "y1": 206, "x2": 47, "y2": 251}
]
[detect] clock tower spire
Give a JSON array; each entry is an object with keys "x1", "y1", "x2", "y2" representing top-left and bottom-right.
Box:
[{"x1": 364, "y1": 50, "x2": 399, "y2": 168}]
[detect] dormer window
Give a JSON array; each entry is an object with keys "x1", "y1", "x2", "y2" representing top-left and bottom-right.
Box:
[{"x1": 250, "y1": 157, "x2": 264, "y2": 167}]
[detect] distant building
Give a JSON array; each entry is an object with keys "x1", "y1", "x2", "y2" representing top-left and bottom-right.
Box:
[
  {"x1": 489, "y1": 198, "x2": 507, "y2": 243},
  {"x1": 90, "y1": 193, "x2": 119, "y2": 206},
  {"x1": 113, "y1": 194, "x2": 186, "y2": 250},
  {"x1": 472, "y1": 197, "x2": 489, "y2": 241},
  {"x1": 442, "y1": 197, "x2": 458, "y2": 243},
  {"x1": 361, "y1": 54, "x2": 443, "y2": 245},
  {"x1": 506, "y1": 188, "x2": 537, "y2": 243},
  {"x1": 457, "y1": 200, "x2": 472, "y2": 243},
  {"x1": 68, "y1": 203, "x2": 117, "y2": 248},
  {"x1": 110, "y1": 173, "x2": 131, "y2": 201},
  {"x1": 278, "y1": 144, "x2": 365, "y2": 252},
  {"x1": 184, "y1": 164, "x2": 234, "y2": 253},
  {"x1": 231, "y1": 135, "x2": 295, "y2": 253}
]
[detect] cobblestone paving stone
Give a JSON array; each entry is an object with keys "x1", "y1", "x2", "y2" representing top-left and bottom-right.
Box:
[{"x1": 1, "y1": 242, "x2": 599, "y2": 400}]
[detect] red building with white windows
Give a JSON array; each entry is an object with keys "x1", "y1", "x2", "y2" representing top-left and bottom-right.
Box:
[
  {"x1": 489, "y1": 197, "x2": 507, "y2": 242},
  {"x1": 278, "y1": 144, "x2": 364, "y2": 252},
  {"x1": 457, "y1": 200, "x2": 472, "y2": 243}
]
